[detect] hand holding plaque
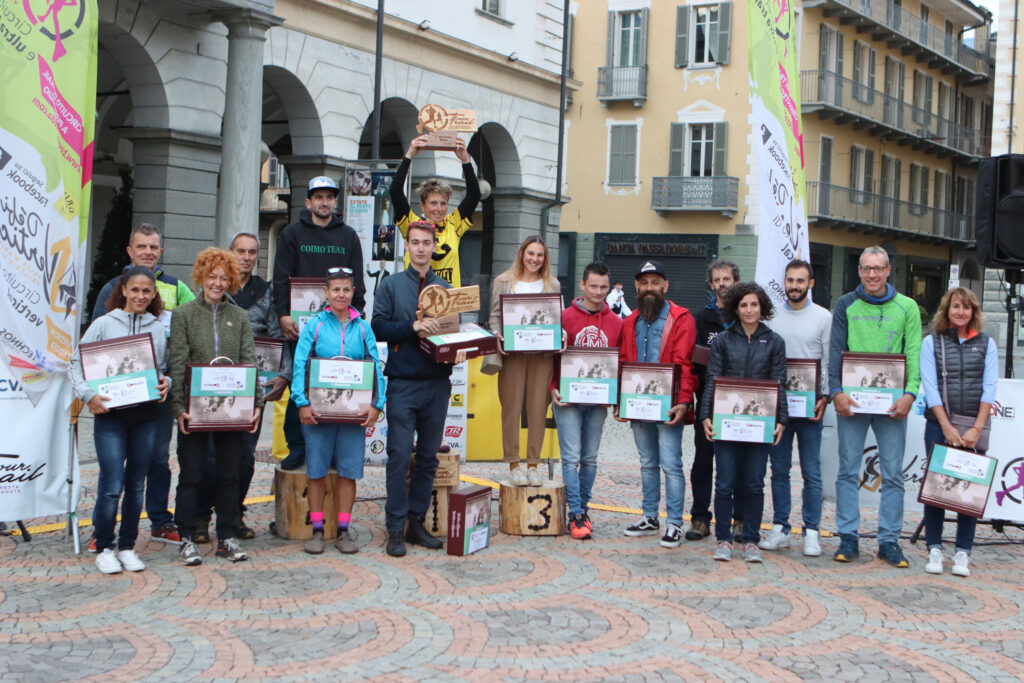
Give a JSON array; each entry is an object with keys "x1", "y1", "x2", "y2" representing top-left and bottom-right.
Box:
[
  {"x1": 415, "y1": 104, "x2": 478, "y2": 152},
  {"x1": 415, "y1": 284, "x2": 497, "y2": 362}
]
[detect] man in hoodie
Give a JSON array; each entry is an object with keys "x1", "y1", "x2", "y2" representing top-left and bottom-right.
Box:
[
  {"x1": 618, "y1": 260, "x2": 697, "y2": 548},
  {"x1": 550, "y1": 262, "x2": 623, "y2": 539},
  {"x1": 272, "y1": 176, "x2": 366, "y2": 470},
  {"x1": 829, "y1": 246, "x2": 922, "y2": 568}
]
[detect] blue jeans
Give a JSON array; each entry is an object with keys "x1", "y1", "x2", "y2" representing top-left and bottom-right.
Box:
[
  {"x1": 836, "y1": 412, "x2": 908, "y2": 543},
  {"x1": 714, "y1": 440, "x2": 769, "y2": 544},
  {"x1": 92, "y1": 416, "x2": 157, "y2": 551},
  {"x1": 144, "y1": 401, "x2": 175, "y2": 528},
  {"x1": 553, "y1": 403, "x2": 606, "y2": 517},
  {"x1": 768, "y1": 418, "x2": 824, "y2": 532},
  {"x1": 630, "y1": 420, "x2": 685, "y2": 526},
  {"x1": 922, "y1": 420, "x2": 978, "y2": 552}
]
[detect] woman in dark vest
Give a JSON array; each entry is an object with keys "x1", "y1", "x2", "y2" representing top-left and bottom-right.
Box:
[{"x1": 919, "y1": 287, "x2": 997, "y2": 578}]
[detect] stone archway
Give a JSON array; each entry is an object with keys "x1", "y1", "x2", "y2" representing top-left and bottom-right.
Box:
[{"x1": 357, "y1": 97, "x2": 419, "y2": 162}]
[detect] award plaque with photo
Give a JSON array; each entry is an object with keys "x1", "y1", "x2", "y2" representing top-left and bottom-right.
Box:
[
  {"x1": 784, "y1": 358, "x2": 820, "y2": 419},
  {"x1": 841, "y1": 352, "x2": 906, "y2": 414},
  {"x1": 289, "y1": 277, "x2": 327, "y2": 335},
  {"x1": 500, "y1": 293, "x2": 563, "y2": 352},
  {"x1": 184, "y1": 363, "x2": 258, "y2": 432},
  {"x1": 618, "y1": 362, "x2": 680, "y2": 422},
  {"x1": 560, "y1": 347, "x2": 619, "y2": 405},
  {"x1": 79, "y1": 333, "x2": 161, "y2": 410},
  {"x1": 306, "y1": 358, "x2": 377, "y2": 424},
  {"x1": 919, "y1": 444, "x2": 997, "y2": 518},
  {"x1": 711, "y1": 377, "x2": 780, "y2": 444},
  {"x1": 253, "y1": 337, "x2": 284, "y2": 387}
]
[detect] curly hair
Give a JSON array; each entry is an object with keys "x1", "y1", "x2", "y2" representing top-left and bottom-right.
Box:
[
  {"x1": 105, "y1": 266, "x2": 165, "y2": 317},
  {"x1": 721, "y1": 282, "x2": 775, "y2": 323},
  {"x1": 416, "y1": 178, "x2": 453, "y2": 205},
  {"x1": 192, "y1": 247, "x2": 242, "y2": 294},
  {"x1": 932, "y1": 286, "x2": 983, "y2": 334}
]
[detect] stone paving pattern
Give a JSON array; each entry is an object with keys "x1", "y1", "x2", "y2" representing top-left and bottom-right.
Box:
[{"x1": 2, "y1": 417, "x2": 1023, "y2": 681}]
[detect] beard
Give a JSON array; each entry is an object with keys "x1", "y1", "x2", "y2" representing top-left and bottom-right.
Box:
[
  {"x1": 638, "y1": 290, "x2": 665, "y2": 320},
  {"x1": 787, "y1": 288, "x2": 809, "y2": 303}
]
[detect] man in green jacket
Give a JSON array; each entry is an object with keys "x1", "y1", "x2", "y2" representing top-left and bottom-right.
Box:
[{"x1": 828, "y1": 246, "x2": 922, "y2": 568}]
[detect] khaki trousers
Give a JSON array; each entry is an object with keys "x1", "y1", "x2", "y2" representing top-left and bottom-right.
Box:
[{"x1": 497, "y1": 352, "x2": 553, "y2": 465}]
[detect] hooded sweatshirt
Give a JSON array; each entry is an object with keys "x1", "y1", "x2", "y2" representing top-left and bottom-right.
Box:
[{"x1": 550, "y1": 297, "x2": 624, "y2": 393}]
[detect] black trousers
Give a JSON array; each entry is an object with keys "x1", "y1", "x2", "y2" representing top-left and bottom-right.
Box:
[{"x1": 175, "y1": 430, "x2": 243, "y2": 541}]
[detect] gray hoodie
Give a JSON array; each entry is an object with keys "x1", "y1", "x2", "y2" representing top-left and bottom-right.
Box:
[{"x1": 69, "y1": 308, "x2": 168, "y2": 405}]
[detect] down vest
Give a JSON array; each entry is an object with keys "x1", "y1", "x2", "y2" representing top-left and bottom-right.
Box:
[{"x1": 700, "y1": 322, "x2": 789, "y2": 426}]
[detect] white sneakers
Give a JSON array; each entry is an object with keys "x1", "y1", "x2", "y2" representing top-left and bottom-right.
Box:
[
  {"x1": 96, "y1": 548, "x2": 146, "y2": 574},
  {"x1": 758, "y1": 524, "x2": 791, "y2": 550},
  {"x1": 713, "y1": 541, "x2": 733, "y2": 562},
  {"x1": 117, "y1": 549, "x2": 146, "y2": 572},
  {"x1": 508, "y1": 466, "x2": 529, "y2": 487},
  {"x1": 526, "y1": 467, "x2": 544, "y2": 487},
  {"x1": 952, "y1": 551, "x2": 971, "y2": 577},
  {"x1": 925, "y1": 548, "x2": 971, "y2": 577},
  {"x1": 803, "y1": 529, "x2": 822, "y2": 557},
  {"x1": 925, "y1": 547, "x2": 944, "y2": 574}
]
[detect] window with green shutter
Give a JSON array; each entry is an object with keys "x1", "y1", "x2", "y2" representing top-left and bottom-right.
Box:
[
  {"x1": 675, "y1": 3, "x2": 731, "y2": 68},
  {"x1": 609, "y1": 125, "x2": 638, "y2": 185}
]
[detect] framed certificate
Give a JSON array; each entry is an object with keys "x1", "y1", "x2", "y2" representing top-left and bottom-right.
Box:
[
  {"x1": 306, "y1": 358, "x2": 377, "y2": 424},
  {"x1": 289, "y1": 277, "x2": 326, "y2": 334},
  {"x1": 919, "y1": 444, "x2": 997, "y2": 518},
  {"x1": 79, "y1": 333, "x2": 161, "y2": 410},
  {"x1": 560, "y1": 347, "x2": 619, "y2": 405},
  {"x1": 841, "y1": 352, "x2": 906, "y2": 414},
  {"x1": 711, "y1": 377, "x2": 780, "y2": 444},
  {"x1": 253, "y1": 337, "x2": 284, "y2": 387},
  {"x1": 785, "y1": 358, "x2": 820, "y2": 419},
  {"x1": 184, "y1": 363, "x2": 258, "y2": 432},
  {"x1": 618, "y1": 362, "x2": 680, "y2": 422},
  {"x1": 691, "y1": 344, "x2": 710, "y2": 367},
  {"x1": 500, "y1": 293, "x2": 562, "y2": 352}
]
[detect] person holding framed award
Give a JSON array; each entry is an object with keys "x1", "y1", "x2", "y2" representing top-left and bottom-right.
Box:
[
  {"x1": 919, "y1": 287, "x2": 998, "y2": 578},
  {"x1": 291, "y1": 267, "x2": 385, "y2": 555},
  {"x1": 71, "y1": 266, "x2": 171, "y2": 574},
  {"x1": 168, "y1": 248, "x2": 264, "y2": 566},
  {"x1": 701, "y1": 282, "x2": 788, "y2": 563}
]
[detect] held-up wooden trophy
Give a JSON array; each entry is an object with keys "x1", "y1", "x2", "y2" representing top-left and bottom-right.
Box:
[
  {"x1": 416, "y1": 284, "x2": 499, "y2": 362},
  {"x1": 417, "y1": 104, "x2": 478, "y2": 151}
]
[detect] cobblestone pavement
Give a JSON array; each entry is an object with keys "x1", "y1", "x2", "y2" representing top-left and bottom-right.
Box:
[{"x1": 2, "y1": 415, "x2": 1023, "y2": 681}]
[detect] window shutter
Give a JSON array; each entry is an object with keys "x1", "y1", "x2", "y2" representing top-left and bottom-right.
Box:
[
  {"x1": 717, "y1": 2, "x2": 732, "y2": 65},
  {"x1": 850, "y1": 146, "x2": 858, "y2": 188},
  {"x1": 675, "y1": 6, "x2": 689, "y2": 68},
  {"x1": 606, "y1": 11, "x2": 616, "y2": 66},
  {"x1": 712, "y1": 122, "x2": 728, "y2": 175},
  {"x1": 868, "y1": 48, "x2": 876, "y2": 103},
  {"x1": 819, "y1": 25, "x2": 828, "y2": 71},
  {"x1": 669, "y1": 123, "x2": 685, "y2": 176},
  {"x1": 638, "y1": 8, "x2": 649, "y2": 65},
  {"x1": 893, "y1": 159, "x2": 902, "y2": 198},
  {"x1": 609, "y1": 127, "x2": 623, "y2": 183},
  {"x1": 864, "y1": 149, "x2": 875, "y2": 193},
  {"x1": 925, "y1": 75, "x2": 933, "y2": 121},
  {"x1": 836, "y1": 32, "x2": 844, "y2": 77},
  {"x1": 909, "y1": 166, "x2": 919, "y2": 204},
  {"x1": 921, "y1": 167, "x2": 929, "y2": 205},
  {"x1": 623, "y1": 126, "x2": 637, "y2": 184},
  {"x1": 853, "y1": 42, "x2": 862, "y2": 86}
]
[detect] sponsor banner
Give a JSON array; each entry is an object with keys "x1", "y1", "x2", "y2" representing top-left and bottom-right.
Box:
[
  {"x1": 748, "y1": 0, "x2": 809, "y2": 308},
  {"x1": 345, "y1": 168, "x2": 403, "y2": 317}
]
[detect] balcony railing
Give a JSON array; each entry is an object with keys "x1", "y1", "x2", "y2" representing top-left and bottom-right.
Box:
[
  {"x1": 651, "y1": 176, "x2": 739, "y2": 216},
  {"x1": 800, "y1": 70, "x2": 984, "y2": 160},
  {"x1": 597, "y1": 65, "x2": 648, "y2": 104},
  {"x1": 807, "y1": 181, "x2": 973, "y2": 243},
  {"x1": 818, "y1": 0, "x2": 991, "y2": 79}
]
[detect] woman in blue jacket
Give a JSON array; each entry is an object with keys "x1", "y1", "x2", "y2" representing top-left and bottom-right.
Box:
[{"x1": 292, "y1": 267, "x2": 385, "y2": 555}]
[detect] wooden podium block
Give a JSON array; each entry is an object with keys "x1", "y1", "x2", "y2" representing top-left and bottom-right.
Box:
[
  {"x1": 273, "y1": 465, "x2": 339, "y2": 540},
  {"x1": 423, "y1": 486, "x2": 450, "y2": 537},
  {"x1": 408, "y1": 451, "x2": 462, "y2": 489},
  {"x1": 498, "y1": 480, "x2": 567, "y2": 536}
]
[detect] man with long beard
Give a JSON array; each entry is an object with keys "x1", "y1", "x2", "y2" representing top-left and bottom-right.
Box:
[{"x1": 617, "y1": 261, "x2": 697, "y2": 548}]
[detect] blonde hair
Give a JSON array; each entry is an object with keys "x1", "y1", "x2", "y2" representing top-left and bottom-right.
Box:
[
  {"x1": 931, "y1": 287, "x2": 983, "y2": 334},
  {"x1": 192, "y1": 247, "x2": 242, "y2": 294},
  {"x1": 505, "y1": 235, "x2": 553, "y2": 286}
]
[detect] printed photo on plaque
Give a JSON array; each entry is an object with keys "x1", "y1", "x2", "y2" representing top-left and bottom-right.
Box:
[
  {"x1": 185, "y1": 363, "x2": 258, "y2": 431},
  {"x1": 80, "y1": 333, "x2": 161, "y2": 410},
  {"x1": 448, "y1": 484, "x2": 492, "y2": 557},
  {"x1": 306, "y1": 358, "x2": 376, "y2": 424},
  {"x1": 289, "y1": 277, "x2": 327, "y2": 334},
  {"x1": 253, "y1": 337, "x2": 284, "y2": 387},
  {"x1": 785, "y1": 358, "x2": 820, "y2": 419},
  {"x1": 618, "y1": 362, "x2": 679, "y2": 422},
  {"x1": 500, "y1": 293, "x2": 562, "y2": 352},
  {"x1": 841, "y1": 352, "x2": 906, "y2": 414},
  {"x1": 712, "y1": 377, "x2": 780, "y2": 444},
  {"x1": 560, "y1": 347, "x2": 619, "y2": 405},
  {"x1": 919, "y1": 444, "x2": 997, "y2": 518}
]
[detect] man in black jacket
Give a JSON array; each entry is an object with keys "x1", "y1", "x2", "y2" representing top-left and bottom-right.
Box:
[
  {"x1": 272, "y1": 176, "x2": 366, "y2": 470},
  {"x1": 371, "y1": 222, "x2": 467, "y2": 557}
]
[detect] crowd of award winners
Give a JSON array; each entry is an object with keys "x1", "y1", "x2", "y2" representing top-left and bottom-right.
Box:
[{"x1": 71, "y1": 137, "x2": 995, "y2": 578}]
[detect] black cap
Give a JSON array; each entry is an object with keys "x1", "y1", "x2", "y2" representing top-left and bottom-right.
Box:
[{"x1": 634, "y1": 260, "x2": 667, "y2": 280}]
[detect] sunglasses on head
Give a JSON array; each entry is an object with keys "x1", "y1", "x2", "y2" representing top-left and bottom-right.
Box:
[{"x1": 326, "y1": 267, "x2": 353, "y2": 276}]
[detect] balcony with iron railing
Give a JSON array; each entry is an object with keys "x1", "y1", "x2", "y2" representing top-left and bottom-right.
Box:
[
  {"x1": 651, "y1": 176, "x2": 739, "y2": 217},
  {"x1": 597, "y1": 65, "x2": 648, "y2": 106},
  {"x1": 800, "y1": 70, "x2": 986, "y2": 161},
  {"x1": 807, "y1": 0, "x2": 992, "y2": 81},
  {"x1": 807, "y1": 181, "x2": 974, "y2": 243}
]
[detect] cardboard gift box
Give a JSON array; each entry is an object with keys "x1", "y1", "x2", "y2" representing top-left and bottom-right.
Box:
[
  {"x1": 419, "y1": 323, "x2": 498, "y2": 363},
  {"x1": 447, "y1": 484, "x2": 492, "y2": 556}
]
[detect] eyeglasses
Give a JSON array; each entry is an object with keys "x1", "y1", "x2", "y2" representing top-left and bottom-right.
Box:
[
  {"x1": 859, "y1": 265, "x2": 889, "y2": 274},
  {"x1": 326, "y1": 267, "x2": 353, "y2": 276}
]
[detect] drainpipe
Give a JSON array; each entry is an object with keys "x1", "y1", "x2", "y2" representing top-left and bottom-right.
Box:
[{"x1": 540, "y1": 0, "x2": 570, "y2": 243}]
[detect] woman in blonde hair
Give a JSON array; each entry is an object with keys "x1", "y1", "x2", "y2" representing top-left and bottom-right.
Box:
[{"x1": 919, "y1": 286, "x2": 997, "y2": 578}]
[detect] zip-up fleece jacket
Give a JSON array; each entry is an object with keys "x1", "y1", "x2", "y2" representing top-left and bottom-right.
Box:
[
  {"x1": 549, "y1": 297, "x2": 624, "y2": 393},
  {"x1": 291, "y1": 307, "x2": 386, "y2": 410},
  {"x1": 699, "y1": 322, "x2": 789, "y2": 426},
  {"x1": 91, "y1": 265, "x2": 194, "y2": 326},
  {"x1": 272, "y1": 209, "x2": 366, "y2": 316},
  {"x1": 69, "y1": 308, "x2": 169, "y2": 421},
  {"x1": 828, "y1": 284, "x2": 922, "y2": 398},
  {"x1": 371, "y1": 266, "x2": 454, "y2": 381},
  {"x1": 619, "y1": 301, "x2": 698, "y2": 407},
  {"x1": 168, "y1": 295, "x2": 265, "y2": 418}
]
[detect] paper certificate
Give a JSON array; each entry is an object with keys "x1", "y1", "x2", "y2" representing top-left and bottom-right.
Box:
[
  {"x1": 718, "y1": 417, "x2": 767, "y2": 443},
  {"x1": 95, "y1": 376, "x2": 154, "y2": 407},
  {"x1": 786, "y1": 394, "x2": 807, "y2": 418},
  {"x1": 847, "y1": 389, "x2": 893, "y2": 414},
  {"x1": 711, "y1": 377, "x2": 779, "y2": 444},
  {"x1": 467, "y1": 525, "x2": 489, "y2": 555},
  {"x1": 198, "y1": 367, "x2": 250, "y2": 394},
  {"x1": 567, "y1": 381, "x2": 610, "y2": 404},
  {"x1": 512, "y1": 327, "x2": 555, "y2": 351},
  {"x1": 623, "y1": 397, "x2": 665, "y2": 421}
]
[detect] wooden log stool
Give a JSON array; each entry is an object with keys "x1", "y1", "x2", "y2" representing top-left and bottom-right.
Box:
[
  {"x1": 499, "y1": 479, "x2": 567, "y2": 536},
  {"x1": 274, "y1": 465, "x2": 340, "y2": 540},
  {"x1": 409, "y1": 450, "x2": 462, "y2": 537}
]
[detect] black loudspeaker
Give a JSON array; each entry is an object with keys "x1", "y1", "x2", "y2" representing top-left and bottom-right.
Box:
[{"x1": 976, "y1": 154, "x2": 1024, "y2": 268}]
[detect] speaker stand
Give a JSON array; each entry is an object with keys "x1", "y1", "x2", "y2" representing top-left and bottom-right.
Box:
[{"x1": 1005, "y1": 270, "x2": 1023, "y2": 379}]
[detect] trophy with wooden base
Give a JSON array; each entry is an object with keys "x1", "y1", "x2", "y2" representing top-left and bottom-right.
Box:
[
  {"x1": 416, "y1": 284, "x2": 499, "y2": 362},
  {"x1": 417, "y1": 104, "x2": 478, "y2": 151}
]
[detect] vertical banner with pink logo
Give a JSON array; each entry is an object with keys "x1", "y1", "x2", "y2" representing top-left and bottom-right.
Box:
[
  {"x1": 748, "y1": 0, "x2": 809, "y2": 307},
  {"x1": 0, "y1": 0, "x2": 96, "y2": 520}
]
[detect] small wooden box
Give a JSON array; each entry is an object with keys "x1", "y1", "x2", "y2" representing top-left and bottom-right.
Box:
[
  {"x1": 408, "y1": 451, "x2": 461, "y2": 488},
  {"x1": 499, "y1": 479, "x2": 567, "y2": 536},
  {"x1": 273, "y1": 465, "x2": 339, "y2": 540},
  {"x1": 448, "y1": 484, "x2": 492, "y2": 556}
]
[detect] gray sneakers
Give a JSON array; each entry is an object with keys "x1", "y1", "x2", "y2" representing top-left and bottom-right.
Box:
[
  {"x1": 743, "y1": 543, "x2": 763, "y2": 563},
  {"x1": 713, "y1": 541, "x2": 733, "y2": 562},
  {"x1": 335, "y1": 529, "x2": 358, "y2": 554},
  {"x1": 305, "y1": 529, "x2": 326, "y2": 555},
  {"x1": 179, "y1": 540, "x2": 202, "y2": 566},
  {"x1": 216, "y1": 537, "x2": 248, "y2": 562}
]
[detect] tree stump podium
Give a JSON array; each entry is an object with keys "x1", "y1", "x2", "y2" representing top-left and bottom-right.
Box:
[
  {"x1": 498, "y1": 480, "x2": 566, "y2": 536},
  {"x1": 274, "y1": 465, "x2": 339, "y2": 540},
  {"x1": 409, "y1": 450, "x2": 462, "y2": 537}
]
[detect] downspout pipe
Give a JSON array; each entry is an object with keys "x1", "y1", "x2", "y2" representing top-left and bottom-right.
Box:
[{"x1": 540, "y1": 0, "x2": 571, "y2": 243}]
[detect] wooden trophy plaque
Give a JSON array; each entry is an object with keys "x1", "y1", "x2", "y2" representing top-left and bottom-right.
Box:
[
  {"x1": 417, "y1": 284, "x2": 498, "y2": 362},
  {"x1": 417, "y1": 104, "x2": 478, "y2": 151}
]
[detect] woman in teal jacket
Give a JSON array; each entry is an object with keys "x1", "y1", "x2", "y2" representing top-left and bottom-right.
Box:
[{"x1": 292, "y1": 267, "x2": 386, "y2": 555}]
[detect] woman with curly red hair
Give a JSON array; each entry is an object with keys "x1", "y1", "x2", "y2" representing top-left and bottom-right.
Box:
[{"x1": 168, "y1": 248, "x2": 264, "y2": 565}]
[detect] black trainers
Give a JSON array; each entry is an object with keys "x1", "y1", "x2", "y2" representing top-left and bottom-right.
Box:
[
  {"x1": 685, "y1": 520, "x2": 711, "y2": 540},
  {"x1": 833, "y1": 534, "x2": 860, "y2": 562},
  {"x1": 386, "y1": 531, "x2": 406, "y2": 557},
  {"x1": 623, "y1": 516, "x2": 659, "y2": 537},
  {"x1": 660, "y1": 523, "x2": 683, "y2": 548},
  {"x1": 877, "y1": 541, "x2": 909, "y2": 568},
  {"x1": 280, "y1": 451, "x2": 304, "y2": 471},
  {"x1": 216, "y1": 537, "x2": 248, "y2": 562},
  {"x1": 194, "y1": 514, "x2": 211, "y2": 544},
  {"x1": 237, "y1": 518, "x2": 256, "y2": 540},
  {"x1": 406, "y1": 519, "x2": 443, "y2": 549}
]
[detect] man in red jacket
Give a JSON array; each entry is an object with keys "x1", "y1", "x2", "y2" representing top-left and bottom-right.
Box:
[
  {"x1": 617, "y1": 260, "x2": 698, "y2": 548},
  {"x1": 550, "y1": 262, "x2": 624, "y2": 539}
]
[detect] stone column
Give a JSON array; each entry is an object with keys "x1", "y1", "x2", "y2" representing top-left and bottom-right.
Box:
[
  {"x1": 278, "y1": 155, "x2": 350, "y2": 223},
  {"x1": 212, "y1": 9, "x2": 283, "y2": 248}
]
